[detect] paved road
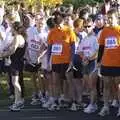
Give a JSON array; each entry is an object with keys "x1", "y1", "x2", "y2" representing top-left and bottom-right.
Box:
[{"x1": 0, "y1": 99, "x2": 120, "y2": 120}]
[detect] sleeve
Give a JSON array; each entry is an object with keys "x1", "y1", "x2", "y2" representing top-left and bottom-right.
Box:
[
  {"x1": 47, "y1": 31, "x2": 53, "y2": 45},
  {"x1": 97, "y1": 45, "x2": 104, "y2": 63},
  {"x1": 97, "y1": 29, "x2": 105, "y2": 46}
]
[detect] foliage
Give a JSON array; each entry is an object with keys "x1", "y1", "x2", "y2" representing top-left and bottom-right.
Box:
[
  {"x1": 1, "y1": 0, "x2": 103, "y2": 7},
  {"x1": 1, "y1": 0, "x2": 63, "y2": 7},
  {"x1": 63, "y1": 0, "x2": 103, "y2": 8}
]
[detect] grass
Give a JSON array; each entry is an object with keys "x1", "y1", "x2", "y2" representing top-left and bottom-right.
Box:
[{"x1": 0, "y1": 71, "x2": 34, "y2": 101}]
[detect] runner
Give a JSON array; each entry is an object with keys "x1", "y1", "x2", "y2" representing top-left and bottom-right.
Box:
[
  {"x1": 97, "y1": 8, "x2": 120, "y2": 116},
  {"x1": 69, "y1": 18, "x2": 87, "y2": 111},
  {"x1": 25, "y1": 14, "x2": 48, "y2": 105},
  {"x1": 47, "y1": 11, "x2": 76, "y2": 111},
  {"x1": 8, "y1": 22, "x2": 26, "y2": 111}
]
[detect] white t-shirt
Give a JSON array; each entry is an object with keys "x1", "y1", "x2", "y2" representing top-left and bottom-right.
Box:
[
  {"x1": 26, "y1": 26, "x2": 48, "y2": 67},
  {"x1": 78, "y1": 34, "x2": 99, "y2": 58}
]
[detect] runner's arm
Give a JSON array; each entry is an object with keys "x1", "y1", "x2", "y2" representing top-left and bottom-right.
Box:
[
  {"x1": 97, "y1": 45, "x2": 104, "y2": 63},
  {"x1": 47, "y1": 44, "x2": 52, "y2": 63},
  {"x1": 71, "y1": 43, "x2": 75, "y2": 64}
]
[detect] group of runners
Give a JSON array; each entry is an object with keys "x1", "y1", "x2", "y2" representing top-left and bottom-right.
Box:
[{"x1": 0, "y1": 0, "x2": 120, "y2": 117}]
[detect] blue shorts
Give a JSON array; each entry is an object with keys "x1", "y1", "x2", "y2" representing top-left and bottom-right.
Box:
[{"x1": 83, "y1": 60, "x2": 96, "y2": 75}]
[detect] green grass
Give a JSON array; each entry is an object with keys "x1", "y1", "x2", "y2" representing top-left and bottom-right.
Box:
[
  {"x1": 0, "y1": 72, "x2": 34, "y2": 100},
  {"x1": 0, "y1": 71, "x2": 35, "y2": 107}
]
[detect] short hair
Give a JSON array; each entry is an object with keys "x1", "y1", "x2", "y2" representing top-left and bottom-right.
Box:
[
  {"x1": 47, "y1": 17, "x2": 55, "y2": 29},
  {"x1": 84, "y1": 17, "x2": 93, "y2": 25},
  {"x1": 107, "y1": 8, "x2": 118, "y2": 17},
  {"x1": 20, "y1": 2, "x2": 25, "y2": 8},
  {"x1": 73, "y1": 18, "x2": 83, "y2": 28},
  {"x1": 104, "y1": 0, "x2": 110, "y2": 3},
  {"x1": 79, "y1": 8, "x2": 90, "y2": 19}
]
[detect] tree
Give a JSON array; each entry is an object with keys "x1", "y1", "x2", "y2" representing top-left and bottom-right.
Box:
[
  {"x1": 1, "y1": 0, "x2": 103, "y2": 8},
  {"x1": 63, "y1": 0, "x2": 103, "y2": 8},
  {"x1": 1, "y1": 0, "x2": 63, "y2": 7}
]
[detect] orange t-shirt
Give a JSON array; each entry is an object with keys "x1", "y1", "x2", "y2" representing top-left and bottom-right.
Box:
[
  {"x1": 48, "y1": 25, "x2": 76, "y2": 64},
  {"x1": 98, "y1": 26, "x2": 120, "y2": 67}
]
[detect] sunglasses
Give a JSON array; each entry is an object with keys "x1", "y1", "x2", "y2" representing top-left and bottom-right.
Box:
[{"x1": 84, "y1": 25, "x2": 92, "y2": 28}]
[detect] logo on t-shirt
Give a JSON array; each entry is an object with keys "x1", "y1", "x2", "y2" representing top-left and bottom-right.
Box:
[{"x1": 105, "y1": 36, "x2": 118, "y2": 49}]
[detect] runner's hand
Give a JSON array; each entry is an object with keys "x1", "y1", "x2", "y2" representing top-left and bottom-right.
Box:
[
  {"x1": 96, "y1": 62, "x2": 101, "y2": 68},
  {"x1": 66, "y1": 62, "x2": 73, "y2": 72},
  {"x1": 82, "y1": 56, "x2": 89, "y2": 65}
]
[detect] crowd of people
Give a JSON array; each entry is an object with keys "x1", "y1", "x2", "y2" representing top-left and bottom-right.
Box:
[{"x1": 0, "y1": 0, "x2": 120, "y2": 117}]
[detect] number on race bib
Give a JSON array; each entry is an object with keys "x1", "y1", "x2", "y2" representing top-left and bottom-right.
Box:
[
  {"x1": 31, "y1": 44, "x2": 39, "y2": 49},
  {"x1": 52, "y1": 44, "x2": 63, "y2": 55},
  {"x1": 105, "y1": 36, "x2": 118, "y2": 49}
]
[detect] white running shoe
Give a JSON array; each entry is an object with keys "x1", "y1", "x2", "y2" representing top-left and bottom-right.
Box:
[
  {"x1": 98, "y1": 106, "x2": 109, "y2": 116},
  {"x1": 111, "y1": 99, "x2": 119, "y2": 108},
  {"x1": 38, "y1": 91, "x2": 43, "y2": 99},
  {"x1": 48, "y1": 103, "x2": 60, "y2": 111},
  {"x1": 117, "y1": 107, "x2": 120, "y2": 117},
  {"x1": 30, "y1": 99, "x2": 40, "y2": 105},
  {"x1": 58, "y1": 95, "x2": 65, "y2": 107},
  {"x1": 42, "y1": 101, "x2": 51, "y2": 108},
  {"x1": 77, "y1": 102, "x2": 87, "y2": 109},
  {"x1": 42, "y1": 97, "x2": 54, "y2": 108},
  {"x1": 10, "y1": 101, "x2": 24, "y2": 111},
  {"x1": 69, "y1": 103, "x2": 78, "y2": 111},
  {"x1": 40, "y1": 97, "x2": 46, "y2": 104},
  {"x1": 84, "y1": 104, "x2": 98, "y2": 114},
  {"x1": 31, "y1": 92, "x2": 38, "y2": 101}
]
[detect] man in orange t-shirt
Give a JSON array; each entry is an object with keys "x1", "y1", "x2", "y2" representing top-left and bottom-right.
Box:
[
  {"x1": 97, "y1": 8, "x2": 120, "y2": 117},
  {"x1": 47, "y1": 11, "x2": 76, "y2": 111}
]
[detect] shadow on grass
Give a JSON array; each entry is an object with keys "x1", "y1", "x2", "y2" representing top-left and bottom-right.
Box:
[{"x1": 0, "y1": 71, "x2": 34, "y2": 106}]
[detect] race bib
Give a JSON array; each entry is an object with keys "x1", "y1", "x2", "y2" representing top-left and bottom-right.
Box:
[
  {"x1": 105, "y1": 36, "x2": 118, "y2": 49},
  {"x1": 29, "y1": 39, "x2": 41, "y2": 51},
  {"x1": 52, "y1": 44, "x2": 63, "y2": 55},
  {"x1": 31, "y1": 43, "x2": 40, "y2": 50}
]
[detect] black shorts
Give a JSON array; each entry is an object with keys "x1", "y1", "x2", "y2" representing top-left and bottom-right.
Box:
[
  {"x1": 101, "y1": 66, "x2": 120, "y2": 76},
  {"x1": 52, "y1": 64, "x2": 69, "y2": 79},
  {"x1": 24, "y1": 63, "x2": 41, "y2": 72},
  {"x1": 10, "y1": 60, "x2": 24, "y2": 76}
]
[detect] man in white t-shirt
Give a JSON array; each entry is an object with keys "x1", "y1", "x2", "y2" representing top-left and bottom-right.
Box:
[{"x1": 26, "y1": 14, "x2": 48, "y2": 105}]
